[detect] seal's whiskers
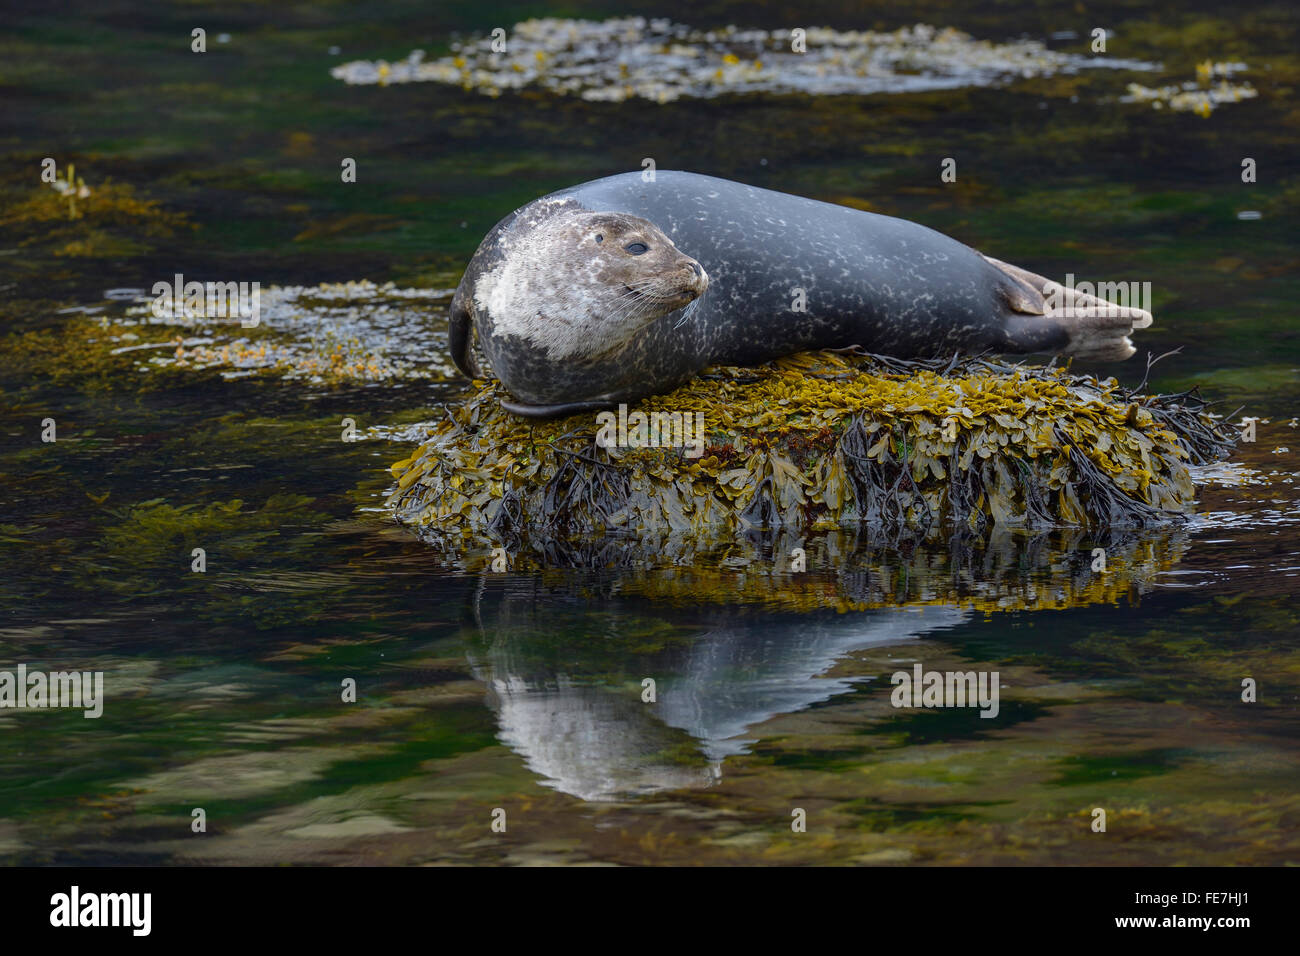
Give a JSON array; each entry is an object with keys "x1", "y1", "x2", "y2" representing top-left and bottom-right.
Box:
[{"x1": 674, "y1": 297, "x2": 700, "y2": 329}]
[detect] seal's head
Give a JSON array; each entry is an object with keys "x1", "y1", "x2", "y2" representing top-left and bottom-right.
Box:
[{"x1": 474, "y1": 208, "x2": 709, "y2": 361}]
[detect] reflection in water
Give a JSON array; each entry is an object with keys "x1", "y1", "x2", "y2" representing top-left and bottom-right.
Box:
[
  {"x1": 459, "y1": 524, "x2": 1192, "y2": 612},
  {"x1": 649, "y1": 608, "x2": 964, "y2": 762},
  {"x1": 455, "y1": 514, "x2": 1258, "y2": 801},
  {"x1": 460, "y1": 524, "x2": 1201, "y2": 801},
  {"x1": 469, "y1": 583, "x2": 964, "y2": 801}
]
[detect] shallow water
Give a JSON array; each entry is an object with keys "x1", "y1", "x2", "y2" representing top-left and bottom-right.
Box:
[{"x1": 1, "y1": 0, "x2": 1298, "y2": 865}]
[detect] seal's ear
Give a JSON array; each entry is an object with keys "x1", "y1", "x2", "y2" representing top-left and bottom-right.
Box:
[{"x1": 448, "y1": 283, "x2": 483, "y2": 380}]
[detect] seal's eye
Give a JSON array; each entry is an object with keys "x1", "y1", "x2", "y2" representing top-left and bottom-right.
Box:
[
  {"x1": 594, "y1": 234, "x2": 603, "y2": 243},
  {"x1": 624, "y1": 242, "x2": 649, "y2": 255}
]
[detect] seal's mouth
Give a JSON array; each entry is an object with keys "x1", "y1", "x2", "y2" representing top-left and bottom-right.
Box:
[
  {"x1": 626, "y1": 285, "x2": 698, "y2": 307},
  {"x1": 621, "y1": 263, "x2": 708, "y2": 309},
  {"x1": 615, "y1": 263, "x2": 708, "y2": 325}
]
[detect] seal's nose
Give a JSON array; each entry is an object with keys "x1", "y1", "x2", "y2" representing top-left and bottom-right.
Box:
[{"x1": 687, "y1": 260, "x2": 709, "y2": 294}]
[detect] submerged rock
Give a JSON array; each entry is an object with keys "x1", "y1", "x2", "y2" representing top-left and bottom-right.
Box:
[{"x1": 388, "y1": 350, "x2": 1238, "y2": 552}]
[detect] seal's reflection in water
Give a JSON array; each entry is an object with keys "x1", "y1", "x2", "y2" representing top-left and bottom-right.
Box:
[
  {"x1": 462, "y1": 527, "x2": 1189, "y2": 802},
  {"x1": 469, "y1": 589, "x2": 964, "y2": 801}
]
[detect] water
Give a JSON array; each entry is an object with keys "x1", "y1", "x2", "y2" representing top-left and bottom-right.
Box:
[{"x1": 1, "y1": 0, "x2": 1297, "y2": 865}]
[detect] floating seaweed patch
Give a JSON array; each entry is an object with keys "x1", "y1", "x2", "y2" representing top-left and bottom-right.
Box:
[
  {"x1": 7, "y1": 282, "x2": 459, "y2": 390},
  {"x1": 0, "y1": 167, "x2": 193, "y2": 258},
  {"x1": 1122, "y1": 60, "x2": 1257, "y2": 116},
  {"x1": 387, "y1": 351, "x2": 1238, "y2": 559},
  {"x1": 331, "y1": 18, "x2": 1156, "y2": 103},
  {"x1": 115, "y1": 280, "x2": 458, "y2": 384}
]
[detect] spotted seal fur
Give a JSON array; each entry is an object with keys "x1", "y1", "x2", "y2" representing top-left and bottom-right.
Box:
[{"x1": 449, "y1": 171, "x2": 1152, "y2": 417}]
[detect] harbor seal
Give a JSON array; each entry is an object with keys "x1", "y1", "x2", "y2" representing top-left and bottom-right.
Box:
[{"x1": 449, "y1": 171, "x2": 1153, "y2": 418}]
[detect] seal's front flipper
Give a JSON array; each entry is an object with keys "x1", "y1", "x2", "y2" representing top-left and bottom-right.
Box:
[
  {"x1": 448, "y1": 285, "x2": 483, "y2": 380},
  {"x1": 500, "y1": 396, "x2": 621, "y2": 419},
  {"x1": 983, "y1": 254, "x2": 1154, "y2": 362}
]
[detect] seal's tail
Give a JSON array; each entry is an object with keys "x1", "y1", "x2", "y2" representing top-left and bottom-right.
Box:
[{"x1": 984, "y1": 256, "x2": 1153, "y2": 361}]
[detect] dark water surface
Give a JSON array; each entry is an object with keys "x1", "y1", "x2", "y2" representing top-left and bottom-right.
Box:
[{"x1": 1, "y1": 1, "x2": 1297, "y2": 864}]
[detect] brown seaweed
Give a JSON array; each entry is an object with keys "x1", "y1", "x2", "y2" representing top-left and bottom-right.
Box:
[{"x1": 387, "y1": 350, "x2": 1238, "y2": 561}]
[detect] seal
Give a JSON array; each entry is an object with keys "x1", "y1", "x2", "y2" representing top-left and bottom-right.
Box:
[{"x1": 449, "y1": 171, "x2": 1153, "y2": 418}]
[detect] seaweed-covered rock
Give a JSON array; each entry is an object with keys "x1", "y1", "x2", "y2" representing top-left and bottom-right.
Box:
[{"x1": 388, "y1": 350, "x2": 1236, "y2": 548}]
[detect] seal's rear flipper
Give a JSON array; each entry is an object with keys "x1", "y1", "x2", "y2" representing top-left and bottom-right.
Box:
[{"x1": 983, "y1": 255, "x2": 1153, "y2": 362}]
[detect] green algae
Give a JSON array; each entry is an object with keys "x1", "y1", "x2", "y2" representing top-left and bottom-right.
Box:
[
  {"x1": 1052, "y1": 749, "x2": 1186, "y2": 786},
  {"x1": 99, "y1": 494, "x2": 321, "y2": 572}
]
